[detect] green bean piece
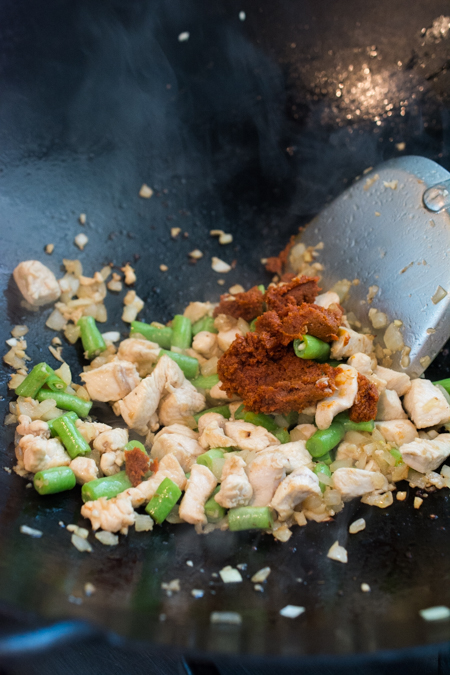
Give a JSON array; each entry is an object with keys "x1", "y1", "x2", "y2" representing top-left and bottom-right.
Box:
[
  {"x1": 194, "y1": 405, "x2": 231, "y2": 424},
  {"x1": 205, "y1": 487, "x2": 225, "y2": 523},
  {"x1": 197, "y1": 449, "x2": 225, "y2": 471},
  {"x1": 130, "y1": 321, "x2": 173, "y2": 348},
  {"x1": 228, "y1": 506, "x2": 273, "y2": 531},
  {"x1": 390, "y1": 447, "x2": 404, "y2": 466},
  {"x1": 47, "y1": 411, "x2": 78, "y2": 437},
  {"x1": 45, "y1": 373, "x2": 67, "y2": 392},
  {"x1": 249, "y1": 318, "x2": 258, "y2": 332},
  {"x1": 317, "y1": 451, "x2": 333, "y2": 465},
  {"x1": 158, "y1": 349, "x2": 199, "y2": 379},
  {"x1": 242, "y1": 410, "x2": 278, "y2": 433},
  {"x1": 190, "y1": 374, "x2": 220, "y2": 390},
  {"x1": 233, "y1": 404, "x2": 245, "y2": 420},
  {"x1": 327, "y1": 360, "x2": 342, "y2": 367},
  {"x1": 306, "y1": 423, "x2": 345, "y2": 458},
  {"x1": 171, "y1": 315, "x2": 193, "y2": 350},
  {"x1": 274, "y1": 428, "x2": 290, "y2": 444},
  {"x1": 15, "y1": 362, "x2": 54, "y2": 398},
  {"x1": 192, "y1": 316, "x2": 217, "y2": 336},
  {"x1": 334, "y1": 412, "x2": 375, "y2": 433},
  {"x1": 145, "y1": 477, "x2": 182, "y2": 524},
  {"x1": 434, "y1": 378, "x2": 450, "y2": 395},
  {"x1": 124, "y1": 440, "x2": 148, "y2": 455},
  {"x1": 36, "y1": 390, "x2": 92, "y2": 417},
  {"x1": 51, "y1": 416, "x2": 91, "y2": 459},
  {"x1": 77, "y1": 316, "x2": 106, "y2": 359},
  {"x1": 313, "y1": 462, "x2": 332, "y2": 492},
  {"x1": 82, "y1": 471, "x2": 132, "y2": 503},
  {"x1": 257, "y1": 284, "x2": 265, "y2": 293},
  {"x1": 33, "y1": 466, "x2": 76, "y2": 495},
  {"x1": 293, "y1": 335, "x2": 331, "y2": 363}
]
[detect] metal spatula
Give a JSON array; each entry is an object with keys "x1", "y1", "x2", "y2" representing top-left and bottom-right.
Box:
[{"x1": 296, "y1": 156, "x2": 450, "y2": 377}]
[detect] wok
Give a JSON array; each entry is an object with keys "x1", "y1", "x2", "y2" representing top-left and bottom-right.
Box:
[{"x1": 1, "y1": 0, "x2": 450, "y2": 671}]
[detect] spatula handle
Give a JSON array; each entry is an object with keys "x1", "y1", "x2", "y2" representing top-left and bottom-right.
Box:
[{"x1": 423, "y1": 179, "x2": 450, "y2": 212}]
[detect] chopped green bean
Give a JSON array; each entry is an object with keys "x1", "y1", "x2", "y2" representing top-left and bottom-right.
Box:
[
  {"x1": 124, "y1": 440, "x2": 147, "y2": 455},
  {"x1": 77, "y1": 316, "x2": 106, "y2": 359},
  {"x1": 192, "y1": 316, "x2": 217, "y2": 336},
  {"x1": 284, "y1": 411, "x2": 299, "y2": 428},
  {"x1": 293, "y1": 335, "x2": 331, "y2": 363},
  {"x1": 306, "y1": 423, "x2": 345, "y2": 458},
  {"x1": 313, "y1": 462, "x2": 332, "y2": 492},
  {"x1": 197, "y1": 449, "x2": 224, "y2": 471},
  {"x1": 274, "y1": 428, "x2": 290, "y2": 444},
  {"x1": 51, "y1": 415, "x2": 91, "y2": 459},
  {"x1": 145, "y1": 477, "x2": 182, "y2": 524},
  {"x1": 234, "y1": 404, "x2": 245, "y2": 420},
  {"x1": 194, "y1": 405, "x2": 231, "y2": 424},
  {"x1": 190, "y1": 374, "x2": 220, "y2": 390},
  {"x1": 34, "y1": 466, "x2": 76, "y2": 495},
  {"x1": 158, "y1": 349, "x2": 199, "y2": 379},
  {"x1": 36, "y1": 390, "x2": 92, "y2": 417},
  {"x1": 434, "y1": 378, "x2": 450, "y2": 395},
  {"x1": 249, "y1": 318, "x2": 258, "y2": 332},
  {"x1": 130, "y1": 321, "x2": 173, "y2": 348},
  {"x1": 15, "y1": 362, "x2": 54, "y2": 398},
  {"x1": 228, "y1": 506, "x2": 273, "y2": 531},
  {"x1": 257, "y1": 285, "x2": 265, "y2": 293},
  {"x1": 47, "y1": 411, "x2": 78, "y2": 436},
  {"x1": 45, "y1": 373, "x2": 67, "y2": 392},
  {"x1": 390, "y1": 447, "x2": 404, "y2": 466},
  {"x1": 82, "y1": 471, "x2": 132, "y2": 502},
  {"x1": 318, "y1": 451, "x2": 333, "y2": 465},
  {"x1": 235, "y1": 409, "x2": 278, "y2": 433},
  {"x1": 327, "y1": 360, "x2": 342, "y2": 367},
  {"x1": 205, "y1": 487, "x2": 225, "y2": 523},
  {"x1": 171, "y1": 315, "x2": 192, "y2": 349},
  {"x1": 334, "y1": 412, "x2": 375, "y2": 433}
]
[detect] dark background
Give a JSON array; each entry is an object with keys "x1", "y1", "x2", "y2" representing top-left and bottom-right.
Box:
[{"x1": 1, "y1": 0, "x2": 450, "y2": 672}]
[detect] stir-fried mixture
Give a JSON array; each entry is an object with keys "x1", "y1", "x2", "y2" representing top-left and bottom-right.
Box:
[{"x1": 4, "y1": 243, "x2": 450, "y2": 546}]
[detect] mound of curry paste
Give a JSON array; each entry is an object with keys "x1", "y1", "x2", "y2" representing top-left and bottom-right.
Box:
[{"x1": 217, "y1": 276, "x2": 378, "y2": 419}]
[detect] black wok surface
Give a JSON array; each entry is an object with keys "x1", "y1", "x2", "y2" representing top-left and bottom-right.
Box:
[{"x1": 1, "y1": 0, "x2": 450, "y2": 666}]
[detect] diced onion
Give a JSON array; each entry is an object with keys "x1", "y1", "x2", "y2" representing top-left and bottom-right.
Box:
[
  {"x1": 71, "y1": 533, "x2": 92, "y2": 552},
  {"x1": 384, "y1": 322, "x2": 404, "y2": 352},
  {"x1": 11, "y1": 325, "x2": 29, "y2": 338},
  {"x1": 95, "y1": 531, "x2": 119, "y2": 546},
  {"x1": 419, "y1": 606, "x2": 450, "y2": 621},
  {"x1": 135, "y1": 515, "x2": 154, "y2": 532},
  {"x1": 211, "y1": 457, "x2": 226, "y2": 481},
  {"x1": 20, "y1": 525, "x2": 43, "y2": 538},
  {"x1": 279, "y1": 605, "x2": 305, "y2": 618},
  {"x1": 210, "y1": 612, "x2": 242, "y2": 625},
  {"x1": 431, "y1": 286, "x2": 447, "y2": 305},
  {"x1": 219, "y1": 566, "x2": 243, "y2": 583},
  {"x1": 349, "y1": 518, "x2": 366, "y2": 534},
  {"x1": 330, "y1": 459, "x2": 353, "y2": 471},
  {"x1": 327, "y1": 540, "x2": 348, "y2": 563},
  {"x1": 251, "y1": 567, "x2": 271, "y2": 583}
]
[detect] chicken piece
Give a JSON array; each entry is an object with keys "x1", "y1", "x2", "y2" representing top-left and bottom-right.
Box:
[
  {"x1": 192, "y1": 331, "x2": 218, "y2": 359},
  {"x1": 209, "y1": 381, "x2": 240, "y2": 401},
  {"x1": 333, "y1": 467, "x2": 389, "y2": 500},
  {"x1": 403, "y1": 379, "x2": 450, "y2": 429},
  {"x1": 290, "y1": 424, "x2": 317, "y2": 441},
  {"x1": 375, "y1": 419, "x2": 418, "y2": 446},
  {"x1": 81, "y1": 496, "x2": 135, "y2": 533},
  {"x1": 18, "y1": 435, "x2": 70, "y2": 473},
  {"x1": 183, "y1": 301, "x2": 215, "y2": 323},
  {"x1": 335, "y1": 441, "x2": 361, "y2": 462},
  {"x1": 224, "y1": 420, "x2": 279, "y2": 452},
  {"x1": 81, "y1": 360, "x2": 140, "y2": 403},
  {"x1": 16, "y1": 415, "x2": 50, "y2": 439},
  {"x1": 270, "y1": 467, "x2": 321, "y2": 520},
  {"x1": 70, "y1": 457, "x2": 98, "y2": 484},
  {"x1": 198, "y1": 413, "x2": 235, "y2": 450},
  {"x1": 315, "y1": 365, "x2": 359, "y2": 430},
  {"x1": 217, "y1": 326, "x2": 244, "y2": 352},
  {"x1": 400, "y1": 434, "x2": 450, "y2": 473},
  {"x1": 331, "y1": 328, "x2": 374, "y2": 359},
  {"x1": 120, "y1": 454, "x2": 187, "y2": 508},
  {"x1": 179, "y1": 464, "x2": 217, "y2": 525},
  {"x1": 116, "y1": 355, "x2": 185, "y2": 434},
  {"x1": 271, "y1": 441, "x2": 313, "y2": 473},
  {"x1": 13, "y1": 260, "x2": 61, "y2": 307},
  {"x1": 100, "y1": 450, "x2": 125, "y2": 476},
  {"x1": 93, "y1": 428, "x2": 128, "y2": 454},
  {"x1": 374, "y1": 366, "x2": 411, "y2": 397},
  {"x1": 247, "y1": 452, "x2": 285, "y2": 506},
  {"x1": 314, "y1": 291, "x2": 340, "y2": 309},
  {"x1": 117, "y1": 338, "x2": 160, "y2": 377},
  {"x1": 75, "y1": 420, "x2": 112, "y2": 444},
  {"x1": 215, "y1": 455, "x2": 253, "y2": 508},
  {"x1": 158, "y1": 380, "x2": 205, "y2": 427},
  {"x1": 153, "y1": 423, "x2": 199, "y2": 441},
  {"x1": 347, "y1": 353, "x2": 387, "y2": 392},
  {"x1": 376, "y1": 389, "x2": 407, "y2": 421},
  {"x1": 150, "y1": 431, "x2": 204, "y2": 472}
]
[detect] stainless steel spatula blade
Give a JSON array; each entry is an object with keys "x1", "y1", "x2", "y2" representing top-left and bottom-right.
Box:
[{"x1": 296, "y1": 156, "x2": 450, "y2": 377}]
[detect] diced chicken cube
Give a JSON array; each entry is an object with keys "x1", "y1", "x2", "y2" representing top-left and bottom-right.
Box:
[
  {"x1": 100, "y1": 450, "x2": 125, "y2": 476},
  {"x1": 183, "y1": 301, "x2": 214, "y2": 323},
  {"x1": 153, "y1": 423, "x2": 199, "y2": 441},
  {"x1": 376, "y1": 389, "x2": 407, "y2": 421},
  {"x1": 18, "y1": 435, "x2": 70, "y2": 473},
  {"x1": 81, "y1": 360, "x2": 140, "y2": 403},
  {"x1": 271, "y1": 467, "x2": 321, "y2": 520},
  {"x1": 268, "y1": 441, "x2": 313, "y2": 473},
  {"x1": 70, "y1": 457, "x2": 98, "y2": 484},
  {"x1": 314, "y1": 291, "x2": 340, "y2": 308},
  {"x1": 117, "y1": 338, "x2": 160, "y2": 377},
  {"x1": 217, "y1": 326, "x2": 243, "y2": 352},
  {"x1": 116, "y1": 355, "x2": 185, "y2": 435},
  {"x1": 333, "y1": 468, "x2": 388, "y2": 500},
  {"x1": 347, "y1": 353, "x2": 386, "y2": 392},
  {"x1": 209, "y1": 381, "x2": 240, "y2": 401},
  {"x1": 16, "y1": 415, "x2": 50, "y2": 439},
  {"x1": 81, "y1": 496, "x2": 135, "y2": 532},
  {"x1": 400, "y1": 434, "x2": 450, "y2": 473},
  {"x1": 375, "y1": 419, "x2": 418, "y2": 446},
  {"x1": 331, "y1": 328, "x2": 374, "y2": 359},
  {"x1": 158, "y1": 380, "x2": 205, "y2": 427},
  {"x1": 215, "y1": 455, "x2": 253, "y2": 508},
  {"x1": 315, "y1": 365, "x2": 358, "y2": 430},
  {"x1": 93, "y1": 428, "x2": 128, "y2": 454},
  {"x1": 198, "y1": 413, "x2": 235, "y2": 449},
  {"x1": 224, "y1": 420, "x2": 279, "y2": 452},
  {"x1": 75, "y1": 420, "x2": 112, "y2": 444},
  {"x1": 335, "y1": 441, "x2": 362, "y2": 461},
  {"x1": 403, "y1": 379, "x2": 450, "y2": 429},
  {"x1": 151, "y1": 429, "x2": 204, "y2": 472},
  {"x1": 121, "y1": 454, "x2": 186, "y2": 508},
  {"x1": 290, "y1": 424, "x2": 317, "y2": 441},
  {"x1": 247, "y1": 452, "x2": 285, "y2": 507},
  {"x1": 179, "y1": 464, "x2": 217, "y2": 525},
  {"x1": 192, "y1": 331, "x2": 218, "y2": 359},
  {"x1": 374, "y1": 366, "x2": 411, "y2": 396},
  {"x1": 13, "y1": 260, "x2": 61, "y2": 306}
]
